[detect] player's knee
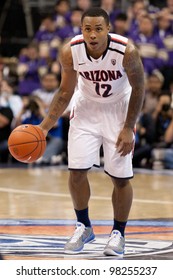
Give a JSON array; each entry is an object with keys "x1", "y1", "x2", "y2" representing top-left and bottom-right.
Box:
[
  {"x1": 69, "y1": 170, "x2": 88, "y2": 186},
  {"x1": 112, "y1": 178, "x2": 130, "y2": 188}
]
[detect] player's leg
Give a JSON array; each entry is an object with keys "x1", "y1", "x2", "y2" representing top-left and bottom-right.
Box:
[
  {"x1": 64, "y1": 169, "x2": 95, "y2": 254},
  {"x1": 103, "y1": 178, "x2": 133, "y2": 257},
  {"x1": 111, "y1": 178, "x2": 133, "y2": 225},
  {"x1": 69, "y1": 169, "x2": 90, "y2": 211},
  {"x1": 103, "y1": 140, "x2": 133, "y2": 257},
  {"x1": 102, "y1": 119, "x2": 134, "y2": 257},
  {"x1": 64, "y1": 95, "x2": 103, "y2": 254},
  {"x1": 112, "y1": 179, "x2": 132, "y2": 251},
  {"x1": 64, "y1": 129, "x2": 101, "y2": 254}
]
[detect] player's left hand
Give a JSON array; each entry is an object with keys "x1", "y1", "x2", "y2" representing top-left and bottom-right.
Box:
[{"x1": 116, "y1": 127, "x2": 135, "y2": 156}]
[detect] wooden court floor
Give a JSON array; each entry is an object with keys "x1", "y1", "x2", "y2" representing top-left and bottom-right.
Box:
[{"x1": 0, "y1": 165, "x2": 173, "y2": 260}]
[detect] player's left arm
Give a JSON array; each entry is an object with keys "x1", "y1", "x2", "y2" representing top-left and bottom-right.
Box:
[
  {"x1": 116, "y1": 42, "x2": 145, "y2": 156},
  {"x1": 123, "y1": 42, "x2": 145, "y2": 129}
]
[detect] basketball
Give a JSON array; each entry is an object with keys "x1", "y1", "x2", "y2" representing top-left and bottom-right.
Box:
[{"x1": 8, "y1": 124, "x2": 46, "y2": 163}]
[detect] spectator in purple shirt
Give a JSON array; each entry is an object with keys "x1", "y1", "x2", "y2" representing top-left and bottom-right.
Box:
[
  {"x1": 53, "y1": 0, "x2": 72, "y2": 28},
  {"x1": 127, "y1": 0, "x2": 147, "y2": 38},
  {"x1": 127, "y1": 0, "x2": 160, "y2": 38},
  {"x1": 112, "y1": 13, "x2": 129, "y2": 37},
  {"x1": 154, "y1": 9, "x2": 173, "y2": 89},
  {"x1": 57, "y1": 7, "x2": 82, "y2": 41},
  {"x1": 33, "y1": 14, "x2": 62, "y2": 61},
  {"x1": 17, "y1": 44, "x2": 47, "y2": 96},
  {"x1": 34, "y1": 14, "x2": 60, "y2": 43},
  {"x1": 101, "y1": 0, "x2": 122, "y2": 29},
  {"x1": 130, "y1": 14, "x2": 168, "y2": 76}
]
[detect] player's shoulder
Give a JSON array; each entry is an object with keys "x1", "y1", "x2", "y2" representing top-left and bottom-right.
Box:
[
  {"x1": 70, "y1": 34, "x2": 84, "y2": 47},
  {"x1": 109, "y1": 33, "x2": 128, "y2": 46},
  {"x1": 109, "y1": 33, "x2": 136, "y2": 56},
  {"x1": 59, "y1": 40, "x2": 73, "y2": 66}
]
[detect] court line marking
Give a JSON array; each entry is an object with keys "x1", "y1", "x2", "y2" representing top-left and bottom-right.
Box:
[
  {"x1": 0, "y1": 219, "x2": 172, "y2": 226},
  {"x1": 0, "y1": 187, "x2": 173, "y2": 205}
]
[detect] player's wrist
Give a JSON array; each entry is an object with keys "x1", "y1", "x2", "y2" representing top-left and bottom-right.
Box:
[
  {"x1": 123, "y1": 124, "x2": 134, "y2": 130},
  {"x1": 38, "y1": 125, "x2": 48, "y2": 137}
]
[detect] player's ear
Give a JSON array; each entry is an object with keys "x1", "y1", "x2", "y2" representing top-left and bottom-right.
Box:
[{"x1": 107, "y1": 24, "x2": 111, "y2": 32}]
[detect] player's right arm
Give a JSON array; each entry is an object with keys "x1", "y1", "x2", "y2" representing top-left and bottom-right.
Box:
[{"x1": 39, "y1": 41, "x2": 77, "y2": 135}]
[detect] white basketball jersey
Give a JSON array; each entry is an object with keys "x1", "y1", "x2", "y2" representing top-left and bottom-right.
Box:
[{"x1": 70, "y1": 33, "x2": 132, "y2": 103}]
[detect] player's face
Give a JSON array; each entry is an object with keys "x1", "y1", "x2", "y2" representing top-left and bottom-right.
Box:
[{"x1": 81, "y1": 16, "x2": 110, "y2": 57}]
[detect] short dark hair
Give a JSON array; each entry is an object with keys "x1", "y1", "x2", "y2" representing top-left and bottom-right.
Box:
[{"x1": 81, "y1": 8, "x2": 110, "y2": 25}]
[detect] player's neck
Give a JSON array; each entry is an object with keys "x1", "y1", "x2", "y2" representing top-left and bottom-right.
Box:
[{"x1": 87, "y1": 50, "x2": 104, "y2": 59}]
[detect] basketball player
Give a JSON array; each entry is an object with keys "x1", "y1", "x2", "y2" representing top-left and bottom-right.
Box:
[{"x1": 39, "y1": 7, "x2": 145, "y2": 257}]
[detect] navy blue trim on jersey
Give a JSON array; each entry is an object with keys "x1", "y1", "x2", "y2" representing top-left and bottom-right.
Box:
[
  {"x1": 85, "y1": 42, "x2": 92, "y2": 61},
  {"x1": 68, "y1": 167, "x2": 92, "y2": 171},
  {"x1": 104, "y1": 170, "x2": 134, "y2": 179},
  {"x1": 102, "y1": 35, "x2": 111, "y2": 59},
  {"x1": 108, "y1": 47, "x2": 125, "y2": 55},
  {"x1": 108, "y1": 35, "x2": 127, "y2": 55},
  {"x1": 68, "y1": 164, "x2": 100, "y2": 171}
]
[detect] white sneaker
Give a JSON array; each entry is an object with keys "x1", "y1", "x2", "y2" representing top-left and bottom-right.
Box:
[
  {"x1": 103, "y1": 230, "x2": 125, "y2": 257},
  {"x1": 64, "y1": 222, "x2": 95, "y2": 254}
]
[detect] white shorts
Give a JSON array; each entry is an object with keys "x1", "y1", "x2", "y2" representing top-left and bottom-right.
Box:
[{"x1": 68, "y1": 93, "x2": 133, "y2": 179}]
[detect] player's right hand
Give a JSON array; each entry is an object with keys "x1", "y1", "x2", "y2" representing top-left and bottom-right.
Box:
[{"x1": 116, "y1": 127, "x2": 135, "y2": 156}]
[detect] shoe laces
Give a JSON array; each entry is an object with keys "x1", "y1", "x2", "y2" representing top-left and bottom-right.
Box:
[
  {"x1": 69, "y1": 223, "x2": 85, "y2": 243},
  {"x1": 108, "y1": 230, "x2": 122, "y2": 246}
]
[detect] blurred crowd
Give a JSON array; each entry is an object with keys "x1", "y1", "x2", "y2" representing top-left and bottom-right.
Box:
[{"x1": 0, "y1": 0, "x2": 173, "y2": 169}]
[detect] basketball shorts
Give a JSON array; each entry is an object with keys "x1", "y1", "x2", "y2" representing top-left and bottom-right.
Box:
[{"x1": 68, "y1": 94, "x2": 134, "y2": 179}]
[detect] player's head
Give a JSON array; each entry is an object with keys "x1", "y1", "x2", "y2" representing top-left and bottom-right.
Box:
[
  {"x1": 81, "y1": 8, "x2": 110, "y2": 54},
  {"x1": 81, "y1": 7, "x2": 110, "y2": 25}
]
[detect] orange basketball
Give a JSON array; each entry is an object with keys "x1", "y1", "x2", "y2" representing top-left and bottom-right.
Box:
[{"x1": 8, "y1": 124, "x2": 46, "y2": 163}]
